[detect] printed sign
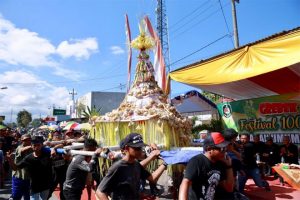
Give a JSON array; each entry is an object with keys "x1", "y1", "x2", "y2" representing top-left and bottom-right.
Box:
[
  {"x1": 217, "y1": 94, "x2": 300, "y2": 144},
  {"x1": 53, "y1": 109, "x2": 66, "y2": 115}
]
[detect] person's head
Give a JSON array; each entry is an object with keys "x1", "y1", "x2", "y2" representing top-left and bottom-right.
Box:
[
  {"x1": 65, "y1": 129, "x2": 74, "y2": 139},
  {"x1": 31, "y1": 135, "x2": 44, "y2": 152},
  {"x1": 74, "y1": 131, "x2": 82, "y2": 139},
  {"x1": 120, "y1": 133, "x2": 145, "y2": 160},
  {"x1": 224, "y1": 128, "x2": 238, "y2": 142},
  {"x1": 84, "y1": 138, "x2": 98, "y2": 152},
  {"x1": 283, "y1": 136, "x2": 290, "y2": 145},
  {"x1": 253, "y1": 135, "x2": 260, "y2": 143},
  {"x1": 203, "y1": 132, "x2": 230, "y2": 162},
  {"x1": 52, "y1": 131, "x2": 62, "y2": 141},
  {"x1": 21, "y1": 133, "x2": 31, "y2": 146},
  {"x1": 240, "y1": 133, "x2": 250, "y2": 144},
  {"x1": 266, "y1": 136, "x2": 273, "y2": 146}
]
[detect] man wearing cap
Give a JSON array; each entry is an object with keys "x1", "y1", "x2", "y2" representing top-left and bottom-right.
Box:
[
  {"x1": 179, "y1": 132, "x2": 234, "y2": 200},
  {"x1": 10, "y1": 133, "x2": 32, "y2": 200},
  {"x1": 96, "y1": 133, "x2": 167, "y2": 200},
  {"x1": 7, "y1": 135, "x2": 53, "y2": 200}
]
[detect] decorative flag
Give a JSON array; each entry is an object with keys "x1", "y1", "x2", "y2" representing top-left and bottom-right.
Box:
[
  {"x1": 143, "y1": 16, "x2": 167, "y2": 93},
  {"x1": 125, "y1": 14, "x2": 132, "y2": 92}
]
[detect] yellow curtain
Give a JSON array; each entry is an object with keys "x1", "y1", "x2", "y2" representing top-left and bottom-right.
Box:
[
  {"x1": 93, "y1": 119, "x2": 185, "y2": 149},
  {"x1": 168, "y1": 28, "x2": 300, "y2": 86}
]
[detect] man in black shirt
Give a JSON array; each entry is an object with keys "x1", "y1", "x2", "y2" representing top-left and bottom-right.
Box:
[
  {"x1": 179, "y1": 132, "x2": 234, "y2": 200},
  {"x1": 262, "y1": 136, "x2": 280, "y2": 175},
  {"x1": 96, "y1": 133, "x2": 167, "y2": 200},
  {"x1": 63, "y1": 138, "x2": 102, "y2": 200},
  {"x1": 7, "y1": 135, "x2": 53, "y2": 200},
  {"x1": 253, "y1": 135, "x2": 266, "y2": 157},
  {"x1": 238, "y1": 133, "x2": 270, "y2": 193},
  {"x1": 280, "y1": 136, "x2": 299, "y2": 164}
]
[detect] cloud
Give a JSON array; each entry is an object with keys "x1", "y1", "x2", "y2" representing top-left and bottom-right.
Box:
[
  {"x1": 0, "y1": 16, "x2": 57, "y2": 67},
  {"x1": 110, "y1": 46, "x2": 125, "y2": 55},
  {"x1": 57, "y1": 38, "x2": 98, "y2": 60},
  {"x1": 0, "y1": 70, "x2": 70, "y2": 121},
  {"x1": 52, "y1": 66, "x2": 82, "y2": 81},
  {"x1": 0, "y1": 15, "x2": 98, "y2": 80}
]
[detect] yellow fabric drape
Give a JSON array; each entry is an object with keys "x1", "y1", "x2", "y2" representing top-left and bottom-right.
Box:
[
  {"x1": 169, "y1": 28, "x2": 300, "y2": 86},
  {"x1": 93, "y1": 119, "x2": 184, "y2": 149}
]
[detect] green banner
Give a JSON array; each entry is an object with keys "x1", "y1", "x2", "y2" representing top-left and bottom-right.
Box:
[
  {"x1": 53, "y1": 109, "x2": 66, "y2": 116},
  {"x1": 217, "y1": 94, "x2": 300, "y2": 144}
]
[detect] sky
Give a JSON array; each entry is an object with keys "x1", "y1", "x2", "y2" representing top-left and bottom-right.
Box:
[{"x1": 0, "y1": 0, "x2": 299, "y2": 123}]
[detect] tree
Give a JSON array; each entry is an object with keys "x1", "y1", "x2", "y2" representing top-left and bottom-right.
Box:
[
  {"x1": 201, "y1": 91, "x2": 223, "y2": 104},
  {"x1": 82, "y1": 105, "x2": 101, "y2": 120},
  {"x1": 6, "y1": 122, "x2": 17, "y2": 129},
  {"x1": 192, "y1": 119, "x2": 224, "y2": 135},
  {"x1": 31, "y1": 118, "x2": 42, "y2": 128},
  {"x1": 76, "y1": 102, "x2": 86, "y2": 118},
  {"x1": 17, "y1": 109, "x2": 32, "y2": 128}
]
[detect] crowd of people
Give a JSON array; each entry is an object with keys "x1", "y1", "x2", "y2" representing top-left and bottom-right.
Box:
[{"x1": 0, "y1": 126, "x2": 299, "y2": 200}]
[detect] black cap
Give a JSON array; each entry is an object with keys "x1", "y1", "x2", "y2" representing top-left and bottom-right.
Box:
[
  {"x1": 224, "y1": 128, "x2": 238, "y2": 141},
  {"x1": 31, "y1": 135, "x2": 44, "y2": 144},
  {"x1": 204, "y1": 132, "x2": 230, "y2": 148},
  {"x1": 120, "y1": 133, "x2": 145, "y2": 149}
]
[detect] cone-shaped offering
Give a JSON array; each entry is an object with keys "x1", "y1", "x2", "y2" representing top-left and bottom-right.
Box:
[{"x1": 93, "y1": 30, "x2": 192, "y2": 148}]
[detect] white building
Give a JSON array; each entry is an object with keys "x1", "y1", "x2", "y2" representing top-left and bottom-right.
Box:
[{"x1": 75, "y1": 91, "x2": 126, "y2": 117}]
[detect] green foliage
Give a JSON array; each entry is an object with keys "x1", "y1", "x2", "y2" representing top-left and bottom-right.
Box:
[
  {"x1": 83, "y1": 105, "x2": 101, "y2": 119},
  {"x1": 191, "y1": 116, "x2": 198, "y2": 126},
  {"x1": 201, "y1": 91, "x2": 223, "y2": 104},
  {"x1": 76, "y1": 102, "x2": 86, "y2": 118},
  {"x1": 192, "y1": 119, "x2": 224, "y2": 135},
  {"x1": 31, "y1": 118, "x2": 42, "y2": 128},
  {"x1": 17, "y1": 109, "x2": 32, "y2": 128}
]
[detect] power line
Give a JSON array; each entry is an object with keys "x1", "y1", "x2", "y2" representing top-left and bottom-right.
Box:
[
  {"x1": 169, "y1": 0, "x2": 210, "y2": 30},
  {"x1": 218, "y1": 0, "x2": 234, "y2": 47},
  {"x1": 170, "y1": 1, "x2": 231, "y2": 40},
  {"x1": 97, "y1": 83, "x2": 126, "y2": 92},
  {"x1": 170, "y1": 3, "x2": 215, "y2": 35},
  {"x1": 0, "y1": 73, "x2": 126, "y2": 86},
  {"x1": 168, "y1": 34, "x2": 230, "y2": 68}
]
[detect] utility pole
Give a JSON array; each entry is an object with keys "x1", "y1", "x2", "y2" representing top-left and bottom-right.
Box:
[
  {"x1": 231, "y1": 0, "x2": 240, "y2": 48},
  {"x1": 69, "y1": 88, "x2": 77, "y2": 117}
]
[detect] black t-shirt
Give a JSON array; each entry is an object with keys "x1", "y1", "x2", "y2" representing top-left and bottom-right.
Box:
[
  {"x1": 184, "y1": 154, "x2": 224, "y2": 200},
  {"x1": 64, "y1": 155, "x2": 96, "y2": 191},
  {"x1": 263, "y1": 143, "x2": 280, "y2": 164},
  {"x1": 280, "y1": 143, "x2": 299, "y2": 164},
  {"x1": 17, "y1": 151, "x2": 53, "y2": 193},
  {"x1": 98, "y1": 159, "x2": 151, "y2": 200},
  {"x1": 253, "y1": 141, "x2": 265, "y2": 155},
  {"x1": 241, "y1": 142, "x2": 257, "y2": 169}
]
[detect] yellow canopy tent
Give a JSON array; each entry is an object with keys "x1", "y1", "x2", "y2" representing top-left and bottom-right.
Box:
[{"x1": 168, "y1": 27, "x2": 300, "y2": 100}]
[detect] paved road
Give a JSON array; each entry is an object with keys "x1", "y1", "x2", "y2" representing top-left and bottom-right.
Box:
[
  {"x1": 1, "y1": 170, "x2": 173, "y2": 200},
  {"x1": 0, "y1": 179, "x2": 11, "y2": 200}
]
